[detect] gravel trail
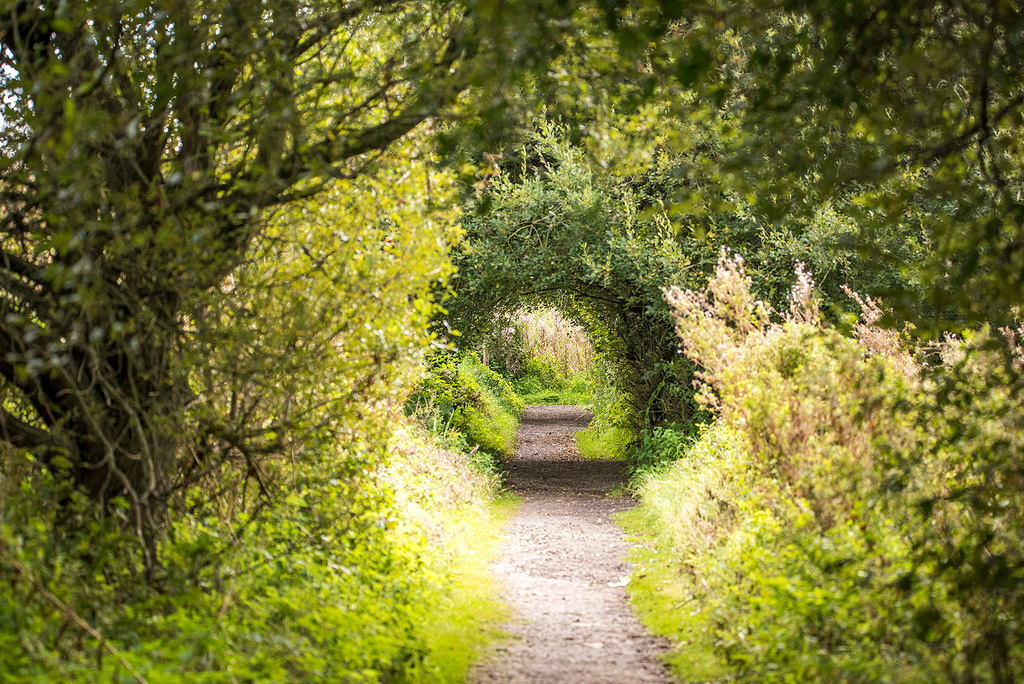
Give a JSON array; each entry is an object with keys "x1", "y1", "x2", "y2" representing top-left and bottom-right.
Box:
[{"x1": 473, "y1": 405, "x2": 672, "y2": 684}]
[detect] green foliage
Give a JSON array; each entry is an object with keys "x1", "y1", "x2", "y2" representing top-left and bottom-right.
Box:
[
  {"x1": 476, "y1": 305, "x2": 600, "y2": 406},
  {"x1": 572, "y1": 352, "x2": 635, "y2": 459},
  {"x1": 410, "y1": 352, "x2": 524, "y2": 468},
  {"x1": 626, "y1": 423, "x2": 699, "y2": 477},
  {"x1": 0, "y1": 0, "x2": 610, "y2": 581},
  {"x1": 2, "y1": 1, "x2": 1020, "y2": 680},
  {"x1": 513, "y1": 357, "x2": 592, "y2": 406},
  {"x1": 448, "y1": 114, "x2": 916, "y2": 436},
  {"x1": 1, "y1": 417, "x2": 513, "y2": 683},
  {"x1": 0, "y1": 119, "x2": 504, "y2": 681},
  {"x1": 412, "y1": 495, "x2": 518, "y2": 683},
  {"x1": 636, "y1": 1, "x2": 1024, "y2": 331},
  {"x1": 0, "y1": 0, "x2": 490, "y2": 555},
  {"x1": 573, "y1": 425, "x2": 632, "y2": 461},
  {"x1": 449, "y1": 123, "x2": 706, "y2": 427},
  {"x1": 410, "y1": 353, "x2": 480, "y2": 426},
  {"x1": 462, "y1": 353, "x2": 525, "y2": 420},
  {"x1": 629, "y1": 254, "x2": 1024, "y2": 682},
  {"x1": 620, "y1": 423, "x2": 746, "y2": 682}
]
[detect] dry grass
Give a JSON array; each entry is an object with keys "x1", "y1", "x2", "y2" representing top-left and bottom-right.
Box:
[
  {"x1": 516, "y1": 307, "x2": 594, "y2": 377},
  {"x1": 841, "y1": 284, "x2": 918, "y2": 379},
  {"x1": 486, "y1": 306, "x2": 594, "y2": 379}
]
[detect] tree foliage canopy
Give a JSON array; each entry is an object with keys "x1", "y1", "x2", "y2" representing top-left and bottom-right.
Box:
[
  {"x1": 0, "y1": 0, "x2": 579, "y2": 570},
  {"x1": 645, "y1": 0, "x2": 1024, "y2": 326}
]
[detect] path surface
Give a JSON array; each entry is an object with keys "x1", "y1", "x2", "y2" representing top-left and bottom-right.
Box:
[{"x1": 474, "y1": 405, "x2": 672, "y2": 684}]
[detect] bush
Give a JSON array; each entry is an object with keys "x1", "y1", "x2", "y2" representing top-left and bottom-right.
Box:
[
  {"x1": 574, "y1": 425, "x2": 633, "y2": 461},
  {"x1": 628, "y1": 252, "x2": 1024, "y2": 682},
  {"x1": 409, "y1": 351, "x2": 524, "y2": 467}
]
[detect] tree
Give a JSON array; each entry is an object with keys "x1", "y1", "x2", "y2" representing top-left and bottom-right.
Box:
[
  {"x1": 642, "y1": 0, "x2": 1024, "y2": 328},
  {"x1": 450, "y1": 125, "x2": 704, "y2": 426},
  {"x1": 0, "y1": 0, "x2": 573, "y2": 572}
]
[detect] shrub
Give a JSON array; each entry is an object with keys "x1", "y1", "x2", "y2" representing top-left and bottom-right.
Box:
[
  {"x1": 630, "y1": 251, "x2": 1024, "y2": 682},
  {"x1": 409, "y1": 351, "x2": 524, "y2": 467}
]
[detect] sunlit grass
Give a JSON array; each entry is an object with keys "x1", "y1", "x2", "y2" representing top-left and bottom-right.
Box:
[
  {"x1": 574, "y1": 425, "x2": 632, "y2": 460},
  {"x1": 416, "y1": 494, "x2": 519, "y2": 682},
  {"x1": 618, "y1": 506, "x2": 729, "y2": 682},
  {"x1": 515, "y1": 370, "x2": 593, "y2": 406},
  {"x1": 387, "y1": 425, "x2": 520, "y2": 682}
]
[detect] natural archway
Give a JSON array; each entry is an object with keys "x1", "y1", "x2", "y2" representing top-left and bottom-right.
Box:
[{"x1": 445, "y1": 126, "x2": 713, "y2": 429}]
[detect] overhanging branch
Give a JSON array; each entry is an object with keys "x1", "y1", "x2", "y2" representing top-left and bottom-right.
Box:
[{"x1": 0, "y1": 407, "x2": 55, "y2": 450}]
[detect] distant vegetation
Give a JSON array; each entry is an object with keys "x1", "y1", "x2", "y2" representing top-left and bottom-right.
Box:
[{"x1": 486, "y1": 307, "x2": 595, "y2": 405}]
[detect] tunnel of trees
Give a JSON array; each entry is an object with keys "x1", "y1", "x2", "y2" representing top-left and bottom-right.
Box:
[
  {"x1": 444, "y1": 122, "x2": 924, "y2": 431},
  {"x1": 1, "y1": 0, "x2": 1023, "y2": 680}
]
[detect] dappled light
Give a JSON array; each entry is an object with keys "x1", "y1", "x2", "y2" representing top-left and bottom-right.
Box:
[{"x1": 2, "y1": 1, "x2": 1024, "y2": 681}]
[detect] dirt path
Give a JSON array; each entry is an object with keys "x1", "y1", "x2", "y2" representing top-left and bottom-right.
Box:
[{"x1": 474, "y1": 405, "x2": 672, "y2": 684}]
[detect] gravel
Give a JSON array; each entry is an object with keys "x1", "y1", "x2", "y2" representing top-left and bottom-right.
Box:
[{"x1": 473, "y1": 405, "x2": 672, "y2": 684}]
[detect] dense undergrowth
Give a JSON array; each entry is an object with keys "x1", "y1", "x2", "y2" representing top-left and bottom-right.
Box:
[
  {"x1": 623, "y1": 254, "x2": 1024, "y2": 682},
  {"x1": 0, "y1": 409, "x2": 514, "y2": 683},
  {"x1": 409, "y1": 352, "x2": 524, "y2": 471},
  {"x1": 0, "y1": 138, "x2": 523, "y2": 682}
]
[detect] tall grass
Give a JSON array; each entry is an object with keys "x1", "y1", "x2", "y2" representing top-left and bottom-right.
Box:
[
  {"x1": 513, "y1": 307, "x2": 594, "y2": 379},
  {"x1": 485, "y1": 306, "x2": 596, "y2": 406}
]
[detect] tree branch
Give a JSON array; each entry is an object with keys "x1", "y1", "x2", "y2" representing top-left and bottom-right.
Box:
[
  {"x1": 0, "y1": 407, "x2": 54, "y2": 450},
  {"x1": 291, "y1": 0, "x2": 405, "y2": 57},
  {"x1": 0, "y1": 247, "x2": 46, "y2": 287},
  {"x1": 913, "y1": 93, "x2": 1024, "y2": 169}
]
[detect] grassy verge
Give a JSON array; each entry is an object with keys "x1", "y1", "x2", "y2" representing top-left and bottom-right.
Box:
[
  {"x1": 0, "y1": 414, "x2": 517, "y2": 683},
  {"x1": 617, "y1": 522, "x2": 726, "y2": 682},
  {"x1": 453, "y1": 353, "x2": 523, "y2": 461},
  {"x1": 409, "y1": 351, "x2": 524, "y2": 473},
  {"x1": 617, "y1": 423, "x2": 745, "y2": 682},
  {"x1": 387, "y1": 424, "x2": 519, "y2": 681},
  {"x1": 573, "y1": 425, "x2": 632, "y2": 460},
  {"x1": 414, "y1": 494, "x2": 518, "y2": 681}
]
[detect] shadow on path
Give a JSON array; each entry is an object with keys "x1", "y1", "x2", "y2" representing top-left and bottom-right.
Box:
[{"x1": 474, "y1": 405, "x2": 671, "y2": 684}]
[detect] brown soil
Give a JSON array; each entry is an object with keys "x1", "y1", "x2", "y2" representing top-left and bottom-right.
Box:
[{"x1": 473, "y1": 405, "x2": 672, "y2": 684}]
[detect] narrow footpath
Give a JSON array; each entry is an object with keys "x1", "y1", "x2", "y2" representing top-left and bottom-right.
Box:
[{"x1": 474, "y1": 405, "x2": 671, "y2": 684}]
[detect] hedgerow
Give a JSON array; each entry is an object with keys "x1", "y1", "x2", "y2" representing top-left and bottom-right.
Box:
[{"x1": 626, "y1": 252, "x2": 1024, "y2": 682}]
